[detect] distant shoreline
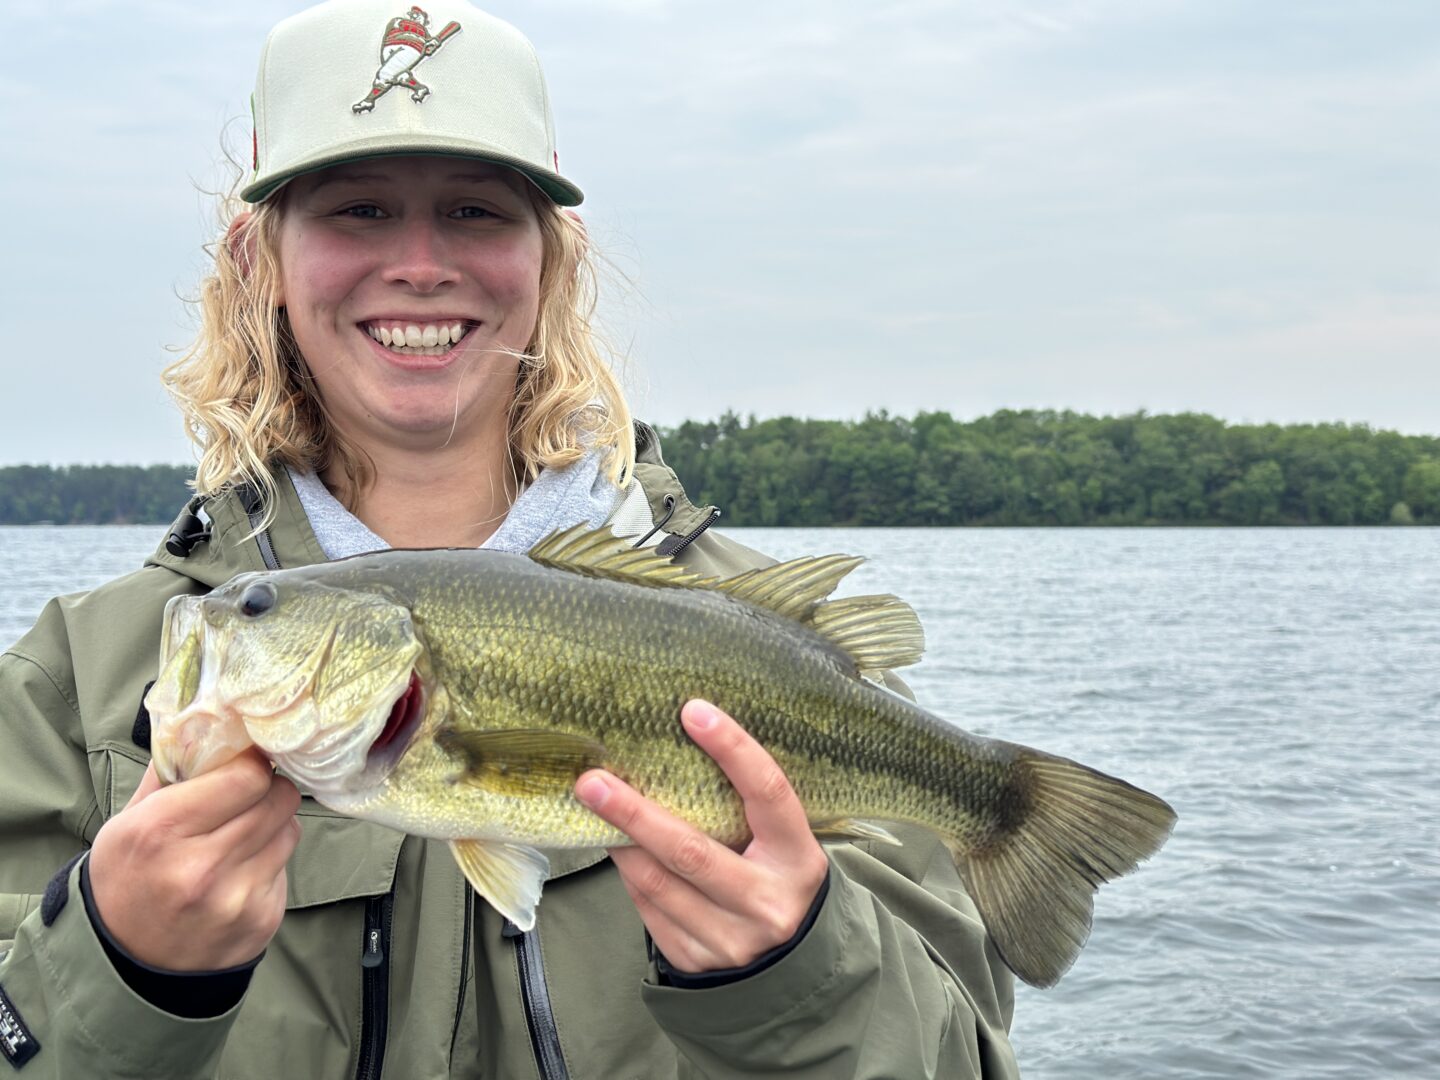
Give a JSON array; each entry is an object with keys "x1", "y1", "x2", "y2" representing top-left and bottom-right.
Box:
[{"x1": 4, "y1": 410, "x2": 1437, "y2": 527}]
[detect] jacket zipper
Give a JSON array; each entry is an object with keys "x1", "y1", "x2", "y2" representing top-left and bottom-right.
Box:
[
  {"x1": 503, "y1": 919, "x2": 570, "y2": 1080},
  {"x1": 449, "y1": 887, "x2": 474, "y2": 1061},
  {"x1": 356, "y1": 892, "x2": 394, "y2": 1080},
  {"x1": 243, "y1": 487, "x2": 282, "y2": 571},
  {"x1": 655, "y1": 507, "x2": 721, "y2": 559}
]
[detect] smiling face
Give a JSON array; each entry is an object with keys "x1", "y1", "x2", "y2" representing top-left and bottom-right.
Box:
[{"x1": 273, "y1": 156, "x2": 545, "y2": 459}]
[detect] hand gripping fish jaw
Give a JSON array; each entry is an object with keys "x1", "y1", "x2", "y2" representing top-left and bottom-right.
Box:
[{"x1": 352, "y1": 9, "x2": 462, "y2": 114}]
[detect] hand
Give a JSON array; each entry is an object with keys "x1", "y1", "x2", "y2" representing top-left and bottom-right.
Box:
[
  {"x1": 575, "y1": 700, "x2": 830, "y2": 974},
  {"x1": 88, "y1": 748, "x2": 301, "y2": 971}
]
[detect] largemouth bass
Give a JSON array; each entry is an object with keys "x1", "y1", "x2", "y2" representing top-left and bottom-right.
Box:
[{"x1": 145, "y1": 526, "x2": 1175, "y2": 988}]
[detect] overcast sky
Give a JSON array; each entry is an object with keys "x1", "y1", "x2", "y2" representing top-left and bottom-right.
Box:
[{"x1": 2, "y1": 0, "x2": 1437, "y2": 465}]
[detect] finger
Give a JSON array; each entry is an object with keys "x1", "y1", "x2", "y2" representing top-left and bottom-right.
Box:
[
  {"x1": 213, "y1": 776, "x2": 302, "y2": 861},
  {"x1": 611, "y1": 848, "x2": 769, "y2": 973},
  {"x1": 576, "y1": 770, "x2": 751, "y2": 908},
  {"x1": 611, "y1": 853, "x2": 709, "y2": 970},
  {"x1": 681, "y1": 701, "x2": 813, "y2": 855},
  {"x1": 148, "y1": 748, "x2": 277, "y2": 835},
  {"x1": 245, "y1": 811, "x2": 303, "y2": 883},
  {"x1": 124, "y1": 761, "x2": 166, "y2": 808},
  {"x1": 610, "y1": 845, "x2": 713, "y2": 918}
]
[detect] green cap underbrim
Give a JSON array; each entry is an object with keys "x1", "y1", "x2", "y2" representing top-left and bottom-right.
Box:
[{"x1": 241, "y1": 145, "x2": 583, "y2": 206}]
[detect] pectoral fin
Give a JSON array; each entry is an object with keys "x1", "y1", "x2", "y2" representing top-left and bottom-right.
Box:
[
  {"x1": 436, "y1": 728, "x2": 608, "y2": 796},
  {"x1": 449, "y1": 839, "x2": 550, "y2": 932}
]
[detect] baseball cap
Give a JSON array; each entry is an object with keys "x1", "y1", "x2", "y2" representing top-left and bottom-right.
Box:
[{"x1": 242, "y1": 0, "x2": 582, "y2": 205}]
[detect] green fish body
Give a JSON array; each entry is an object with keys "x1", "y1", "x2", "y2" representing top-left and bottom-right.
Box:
[{"x1": 146, "y1": 527, "x2": 1176, "y2": 988}]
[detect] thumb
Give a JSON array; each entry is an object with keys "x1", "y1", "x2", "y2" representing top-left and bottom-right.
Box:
[{"x1": 124, "y1": 760, "x2": 167, "y2": 808}]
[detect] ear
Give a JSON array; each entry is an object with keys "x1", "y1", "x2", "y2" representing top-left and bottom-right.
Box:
[
  {"x1": 226, "y1": 210, "x2": 282, "y2": 305},
  {"x1": 562, "y1": 209, "x2": 588, "y2": 255}
]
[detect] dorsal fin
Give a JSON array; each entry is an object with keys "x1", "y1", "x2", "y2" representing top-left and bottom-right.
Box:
[
  {"x1": 810, "y1": 594, "x2": 925, "y2": 673},
  {"x1": 713, "y1": 555, "x2": 925, "y2": 673},
  {"x1": 527, "y1": 525, "x2": 925, "y2": 673},
  {"x1": 528, "y1": 524, "x2": 712, "y2": 589},
  {"x1": 713, "y1": 554, "x2": 864, "y2": 622}
]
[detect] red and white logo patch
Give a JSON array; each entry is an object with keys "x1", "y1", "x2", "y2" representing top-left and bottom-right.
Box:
[{"x1": 353, "y1": 6, "x2": 462, "y2": 114}]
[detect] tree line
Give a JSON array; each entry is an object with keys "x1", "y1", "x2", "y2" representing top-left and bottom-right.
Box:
[
  {"x1": 0, "y1": 465, "x2": 193, "y2": 526},
  {"x1": 656, "y1": 410, "x2": 1440, "y2": 526},
  {"x1": 2, "y1": 411, "x2": 1438, "y2": 526}
]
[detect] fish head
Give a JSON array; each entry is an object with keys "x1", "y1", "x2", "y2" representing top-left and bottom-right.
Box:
[{"x1": 146, "y1": 572, "x2": 427, "y2": 796}]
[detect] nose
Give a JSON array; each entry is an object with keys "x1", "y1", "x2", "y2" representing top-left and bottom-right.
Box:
[{"x1": 382, "y1": 217, "x2": 457, "y2": 293}]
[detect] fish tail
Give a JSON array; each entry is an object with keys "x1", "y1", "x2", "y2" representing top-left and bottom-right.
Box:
[{"x1": 944, "y1": 747, "x2": 1176, "y2": 988}]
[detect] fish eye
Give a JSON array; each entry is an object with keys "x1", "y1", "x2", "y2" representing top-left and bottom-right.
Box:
[{"x1": 238, "y1": 581, "x2": 278, "y2": 618}]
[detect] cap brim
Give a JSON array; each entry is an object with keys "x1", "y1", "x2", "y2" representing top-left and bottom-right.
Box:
[{"x1": 242, "y1": 144, "x2": 583, "y2": 206}]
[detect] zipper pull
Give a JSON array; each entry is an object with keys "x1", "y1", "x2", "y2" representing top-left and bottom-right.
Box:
[{"x1": 362, "y1": 926, "x2": 385, "y2": 969}]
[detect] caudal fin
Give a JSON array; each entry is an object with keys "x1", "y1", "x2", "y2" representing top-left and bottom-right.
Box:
[{"x1": 947, "y1": 749, "x2": 1176, "y2": 989}]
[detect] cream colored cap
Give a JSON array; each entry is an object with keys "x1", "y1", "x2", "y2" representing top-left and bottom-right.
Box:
[{"x1": 243, "y1": 0, "x2": 582, "y2": 205}]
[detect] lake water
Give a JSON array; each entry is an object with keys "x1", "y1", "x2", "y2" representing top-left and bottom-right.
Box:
[{"x1": 2, "y1": 525, "x2": 1436, "y2": 1078}]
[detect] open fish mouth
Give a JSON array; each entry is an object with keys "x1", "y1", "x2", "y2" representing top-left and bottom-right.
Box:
[{"x1": 368, "y1": 670, "x2": 427, "y2": 771}]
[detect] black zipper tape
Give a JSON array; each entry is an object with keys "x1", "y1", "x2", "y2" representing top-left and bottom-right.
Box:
[
  {"x1": 449, "y1": 887, "x2": 474, "y2": 1062},
  {"x1": 502, "y1": 920, "x2": 570, "y2": 1080},
  {"x1": 239, "y1": 483, "x2": 282, "y2": 571},
  {"x1": 355, "y1": 893, "x2": 394, "y2": 1080}
]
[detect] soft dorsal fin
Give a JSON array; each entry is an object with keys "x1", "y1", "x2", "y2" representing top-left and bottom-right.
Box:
[
  {"x1": 714, "y1": 557, "x2": 924, "y2": 672},
  {"x1": 810, "y1": 593, "x2": 925, "y2": 673},
  {"x1": 528, "y1": 524, "x2": 712, "y2": 588},
  {"x1": 527, "y1": 525, "x2": 924, "y2": 673}
]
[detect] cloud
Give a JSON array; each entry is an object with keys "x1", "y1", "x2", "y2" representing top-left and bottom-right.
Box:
[{"x1": 2, "y1": 0, "x2": 1437, "y2": 465}]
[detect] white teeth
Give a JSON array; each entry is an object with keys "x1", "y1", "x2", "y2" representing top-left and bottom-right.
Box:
[{"x1": 365, "y1": 321, "x2": 470, "y2": 353}]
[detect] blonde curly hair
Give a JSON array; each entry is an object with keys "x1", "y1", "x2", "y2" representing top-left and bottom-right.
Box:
[{"x1": 163, "y1": 174, "x2": 633, "y2": 527}]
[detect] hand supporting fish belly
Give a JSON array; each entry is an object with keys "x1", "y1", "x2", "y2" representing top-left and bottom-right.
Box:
[
  {"x1": 575, "y1": 699, "x2": 832, "y2": 975},
  {"x1": 145, "y1": 525, "x2": 1177, "y2": 988}
]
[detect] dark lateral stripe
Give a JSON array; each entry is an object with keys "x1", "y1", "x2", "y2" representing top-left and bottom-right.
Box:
[{"x1": 0, "y1": 983, "x2": 40, "y2": 1069}]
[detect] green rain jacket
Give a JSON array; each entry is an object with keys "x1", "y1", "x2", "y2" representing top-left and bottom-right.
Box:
[{"x1": 0, "y1": 427, "x2": 1019, "y2": 1079}]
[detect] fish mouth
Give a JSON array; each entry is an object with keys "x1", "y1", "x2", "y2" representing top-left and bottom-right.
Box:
[{"x1": 367, "y1": 669, "x2": 426, "y2": 774}]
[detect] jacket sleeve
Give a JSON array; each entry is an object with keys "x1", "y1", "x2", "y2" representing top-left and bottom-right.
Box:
[
  {"x1": 0, "y1": 614, "x2": 240, "y2": 1079},
  {"x1": 640, "y1": 825, "x2": 1021, "y2": 1079}
]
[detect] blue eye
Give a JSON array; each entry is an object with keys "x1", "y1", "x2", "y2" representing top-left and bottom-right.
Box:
[
  {"x1": 453, "y1": 206, "x2": 499, "y2": 220},
  {"x1": 339, "y1": 204, "x2": 384, "y2": 219}
]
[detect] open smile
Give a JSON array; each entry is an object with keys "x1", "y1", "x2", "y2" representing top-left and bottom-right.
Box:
[{"x1": 360, "y1": 319, "x2": 477, "y2": 357}]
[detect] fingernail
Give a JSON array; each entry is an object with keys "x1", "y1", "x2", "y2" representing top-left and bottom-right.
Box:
[
  {"x1": 684, "y1": 702, "x2": 718, "y2": 731},
  {"x1": 576, "y1": 775, "x2": 610, "y2": 809}
]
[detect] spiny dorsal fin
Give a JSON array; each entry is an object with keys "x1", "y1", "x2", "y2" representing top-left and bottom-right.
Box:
[
  {"x1": 713, "y1": 554, "x2": 864, "y2": 622},
  {"x1": 528, "y1": 524, "x2": 712, "y2": 589},
  {"x1": 528, "y1": 526, "x2": 925, "y2": 673}
]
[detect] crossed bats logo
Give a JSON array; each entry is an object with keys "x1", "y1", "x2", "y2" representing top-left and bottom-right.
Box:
[{"x1": 353, "y1": 6, "x2": 462, "y2": 114}]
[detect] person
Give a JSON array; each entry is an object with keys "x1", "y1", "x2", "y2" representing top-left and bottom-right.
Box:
[{"x1": 0, "y1": 1, "x2": 1019, "y2": 1076}]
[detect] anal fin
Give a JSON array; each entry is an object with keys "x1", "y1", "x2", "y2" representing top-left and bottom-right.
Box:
[{"x1": 449, "y1": 839, "x2": 550, "y2": 932}]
